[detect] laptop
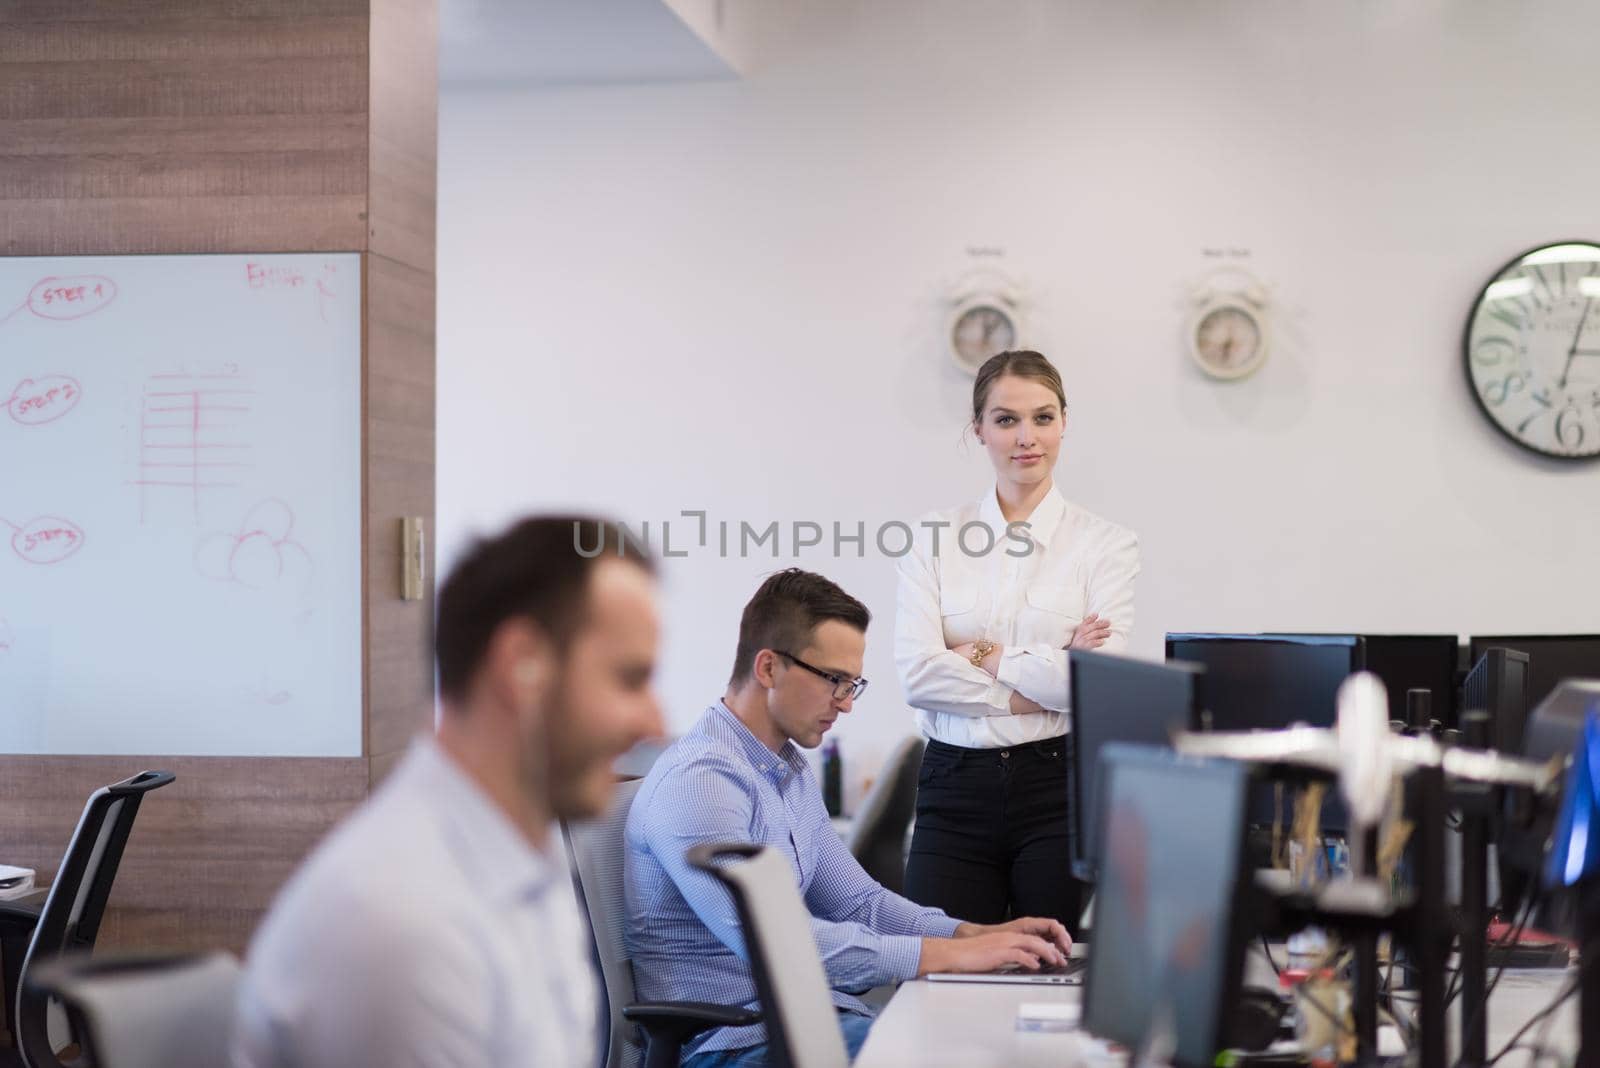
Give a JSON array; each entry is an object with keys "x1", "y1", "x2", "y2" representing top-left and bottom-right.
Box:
[{"x1": 925, "y1": 951, "x2": 1089, "y2": 986}]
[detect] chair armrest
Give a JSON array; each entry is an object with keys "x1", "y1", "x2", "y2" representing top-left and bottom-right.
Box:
[{"x1": 622, "y1": 1000, "x2": 760, "y2": 1042}]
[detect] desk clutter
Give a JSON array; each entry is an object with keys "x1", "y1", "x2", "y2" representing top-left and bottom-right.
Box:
[{"x1": 1047, "y1": 632, "x2": 1600, "y2": 1068}]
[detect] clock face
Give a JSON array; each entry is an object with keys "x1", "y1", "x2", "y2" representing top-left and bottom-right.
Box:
[
  {"x1": 952, "y1": 304, "x2": 1016, "y2": 367},
  {"x1": 1465, "y1": 242, "x2": 1600, "y2": 460},
  {"x1": 1191, "y1": 303, "x2": 1264, "y2": 379}
]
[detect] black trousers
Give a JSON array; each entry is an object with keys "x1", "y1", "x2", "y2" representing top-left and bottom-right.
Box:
[{"x1": 904, "y1": 736, "x2": 1087, "y2": 938}]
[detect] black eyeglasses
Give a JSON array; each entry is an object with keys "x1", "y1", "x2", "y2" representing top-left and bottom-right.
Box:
[{"x1": 773, "y1": 650, "x2": 869, "y2": 702}]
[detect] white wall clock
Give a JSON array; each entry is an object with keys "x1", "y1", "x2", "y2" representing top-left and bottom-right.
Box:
[
  {"x1": 1187, "y1": 269, "x2": 1271, "y2": 380},
  {"x1": 945, "y1": 267, "x2": 1027, "y2": 375},
  {"x1": 1465, "y1": 241, "x2": 1600, "y2": 461}
]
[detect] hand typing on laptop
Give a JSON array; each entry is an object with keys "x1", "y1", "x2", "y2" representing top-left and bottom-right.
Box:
[{"x1": 917, "y1": 916, "x2": 1073, "y2": 976}]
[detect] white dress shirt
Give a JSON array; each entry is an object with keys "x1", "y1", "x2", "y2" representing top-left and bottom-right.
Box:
[
  {"x1": 233, "y1": 737, "x2": 598, "y2": 1068},
  {"x1": 895, "y1": 484, "x2": 1140, "y2": 749}
]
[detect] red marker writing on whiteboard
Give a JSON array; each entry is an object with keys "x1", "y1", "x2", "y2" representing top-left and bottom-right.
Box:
[
  {"x1": 0, "y1": 515, "x2": 85, "y2": 565},
  {"x1": 6, "y1": 375, "x2": 83, "y2": 425},
  {"x1": 0, "y1": 276, "x2": 118, "y2": 326},
  {"x1": 244, "y1": 263, "x2": 306, "y2": 290}
]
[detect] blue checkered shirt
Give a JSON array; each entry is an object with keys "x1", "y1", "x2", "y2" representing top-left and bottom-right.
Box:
[{"x1": 624, "y1": 701, "x2": 960, "y2": 1058}]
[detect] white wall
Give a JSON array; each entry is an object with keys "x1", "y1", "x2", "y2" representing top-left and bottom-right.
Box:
[{"x1": 439, "y1": 0, "x2": 1600, "y2": 807}]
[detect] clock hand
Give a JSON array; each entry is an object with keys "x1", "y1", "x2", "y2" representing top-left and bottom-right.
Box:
[{"x1": 1561, "y1": 296, "x2": 1594, "y2": 388}]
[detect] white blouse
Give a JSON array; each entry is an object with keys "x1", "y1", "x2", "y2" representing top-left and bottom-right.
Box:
[{"x1": 894, "y1": 484, "x2": 1140, "y2": 749}]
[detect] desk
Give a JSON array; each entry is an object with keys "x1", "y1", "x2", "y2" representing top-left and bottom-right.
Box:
[
  {"x1": 857, "y1": 965, "x2": 1581, "y2": 1068},
  {"x1": 855, "y1": 978, "x2": 1096, "y2": 1068}
]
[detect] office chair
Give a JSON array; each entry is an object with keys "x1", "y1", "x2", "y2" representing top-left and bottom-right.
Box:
[
  {"x1": 562, "y1": 779, "x2": 758, "y2": 1068},
  {"x1": 845, "y1": 736, "x2": 925, "y2": 894},
  {"x1": 0, "y1": 770, "x2": 175, "y2": 1068},
  {"x1": 23, "y1": 952, "x2": 239, "y2": 1068},
  {"x1": 687, "y1": 844, "x2": 850, "y2": 1068}
]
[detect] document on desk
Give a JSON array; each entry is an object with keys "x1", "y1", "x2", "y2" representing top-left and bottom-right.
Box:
[{"x1": 1016, "y1": 1001, "x2": 1079, "y2": 1033}]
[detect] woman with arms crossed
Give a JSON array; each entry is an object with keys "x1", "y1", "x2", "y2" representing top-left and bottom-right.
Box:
[{"x1": 896, "y1": 350, "x2": 1139, "y2": 935}]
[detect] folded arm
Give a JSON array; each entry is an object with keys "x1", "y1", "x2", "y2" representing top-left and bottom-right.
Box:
[
  {"x1": 984, "y1": 529, "x2": 1141, "y2": 710},
  {"x1": 895, "y1": 536, "x2": 1011, "y2": 718}
]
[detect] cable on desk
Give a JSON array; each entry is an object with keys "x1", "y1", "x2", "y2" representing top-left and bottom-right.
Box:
[
  {"x1": 1249, "y1": 942, "x2": 1358, "y2": 1041},
  {"x1": 1453, "y1": 883, "x2": 1545, "y2": 1066},
  {"x1": 1259, "y1": 936, "x2": 1282, "y2": 977}
]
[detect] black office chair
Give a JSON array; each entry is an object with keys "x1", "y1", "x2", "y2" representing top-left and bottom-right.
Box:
[
  {"x1": 0, "y1": 771, "x2": 175, "y2": 1068},
  {"x1": 687, "y1": 844, "x2": 850, "y2": 1068},
  {"x1": 562, "y1": 779, "x2": 758, "y2": 1068},
  {"x1": 845, "y1": 736, "x2": 925, "y2": 894}
]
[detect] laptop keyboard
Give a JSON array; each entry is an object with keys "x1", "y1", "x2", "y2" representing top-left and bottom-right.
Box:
[{"x1": 996, "y1": 956, "x2": 1088, "y2": 977}]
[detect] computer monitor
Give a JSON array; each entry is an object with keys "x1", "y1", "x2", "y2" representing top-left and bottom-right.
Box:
[
  {"x1": 1544, "y1": 703, "x2": 1600, "y2": 893},
  {"x1": 1360, "y1": 634, "x2": 1462, "y2": 730},
  {"x1": 1164, "y1": 633, "x2": 1363, "y2": 830},
  {"x1": 1501, "y1": 680, "x2": 1600, "y2": 883},
  {"x1": 1082, "y1": 744, "x2": 1251, "y2": 1068},
  {"x1": 1067, "y1": 650, "x2": 1204, "y2": 882},
  {"x1": 1165, "y1": 633, "x2": 1364, "y2": 732},
  {"x1": 1461, "y1": 647, "x2": 1531, "y2": 755},
  {"x1": 1468, "y1": 634, "x2": 1600, "y2": 712}
]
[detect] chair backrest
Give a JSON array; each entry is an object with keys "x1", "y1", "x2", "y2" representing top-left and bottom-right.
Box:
[
  {"x1": 562, "y1": 777, "x2": 645, "y2": 1068},
  {"x1": 686, "y1": 844, "x2": 849, "y2": 1068},
  {"x1": 25, "y1": 951, "x2": 239, "y2": 1068},
  {"x1": 15, "y1": 770, "x2": 175, "y2": 1068},
  {"x1": 845, "y1": 736, "x2": 926, "y2": 894}
]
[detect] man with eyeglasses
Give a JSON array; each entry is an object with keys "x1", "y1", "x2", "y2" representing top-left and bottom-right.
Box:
[{"x1": 624, "y1": 568, "x2": 1072, "y2": 1067}]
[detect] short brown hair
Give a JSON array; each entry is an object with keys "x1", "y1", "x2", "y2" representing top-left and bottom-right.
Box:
[
  {"x1": 728, "y1": 569, "x2": 870, "y2": 687},
  {"x1": 971, "y1": 350, "x2": 1068, "y2": 426},
  {"x1": 434, "y1": 516, "x2": 654, "y2": 702}
]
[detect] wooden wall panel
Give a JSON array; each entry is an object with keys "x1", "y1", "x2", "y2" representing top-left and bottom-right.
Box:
[
  {"x1": 0, "y1": 196, "x2": 367, "y2": 256},
  {"x1": 0, "y1": 16, "x2": 368, "y2": 63},
  {"x1": 365, "y1": 253, "x2": 437, "y2": 775},
  {"x1": 365, "y1": 0, "x2": 437, "y2": 783},
  {"x1": 368, "y1": 0, "x2": 438, "y2": 273},
  {"x1": 0, "y1": 7, "x2": 370, "y2": 254},
  {"x1": 0, "y1": 756, "x2": 368, "y2": 954},
  {"x1": 0, "y1": 0, "x2": 438, "y2": 950}
]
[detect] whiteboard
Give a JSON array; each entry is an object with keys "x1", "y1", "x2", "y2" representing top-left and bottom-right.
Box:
[{"x1": 0, "y1": 254, "x2": 362, "y2": 756}]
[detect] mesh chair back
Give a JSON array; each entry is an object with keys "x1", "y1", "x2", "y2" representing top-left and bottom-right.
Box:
[
  {"x1": 563, "y1": 777, "x2": 645, "y2": 1068},
  {"x1": 15, "y1": 770, "x2": 175, "y2": 1068},
  {"x1": 687, "y1": 844, "x2": 849, "y2": 1068},
  {"x1": 846, "y1": 736, "x2": 926, "y2": 893},
  {"x1": 26, "y1": 952, "x2": 239, "y2": 1068}
]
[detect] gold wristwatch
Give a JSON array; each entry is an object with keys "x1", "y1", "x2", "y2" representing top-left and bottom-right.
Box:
[{"x1": 969, "y1": 639, "x2": 996, "y2": 669}]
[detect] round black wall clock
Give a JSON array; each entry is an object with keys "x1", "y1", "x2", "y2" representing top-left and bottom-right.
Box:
[{"x1": 1464, "y1": 241, "x2": 1600, "y2": 460}]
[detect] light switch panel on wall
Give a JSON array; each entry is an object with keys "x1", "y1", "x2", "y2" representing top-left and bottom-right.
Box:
[{"x1": 401, "y1": 517, "x2": 426, "y2": 601}]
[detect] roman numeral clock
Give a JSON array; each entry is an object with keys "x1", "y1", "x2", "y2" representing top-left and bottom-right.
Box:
[{"x1": 1465, "y1": 242, "x2": 1600, "y2": 460}]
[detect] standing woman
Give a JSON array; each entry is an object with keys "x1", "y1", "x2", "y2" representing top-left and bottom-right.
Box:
[{"x1": 896, "y1": 350, "x2": 1139, "y2": 934}]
